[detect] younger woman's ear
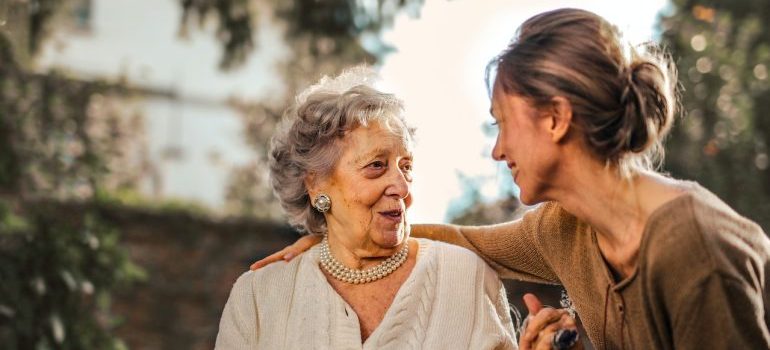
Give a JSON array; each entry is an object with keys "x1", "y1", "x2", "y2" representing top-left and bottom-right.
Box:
[{"x1": 547, "y1": 96, "x2": 573, "y2": 143}]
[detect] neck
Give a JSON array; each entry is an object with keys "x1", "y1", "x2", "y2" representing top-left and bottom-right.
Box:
[
  {"x1": 544, "y1": 158, "x2": 683, "y2": 278},
  {"x1": 325, "y1": 230, "x2": 405, "y2": 270},
  {"x1": 558, "y1": 168, "x2": 645, "y2": 247}
]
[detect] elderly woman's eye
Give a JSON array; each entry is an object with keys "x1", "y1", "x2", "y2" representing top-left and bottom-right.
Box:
[
  {"x1": 401, "y1": 163, "x2": 413, "y2": 172},
  {"x1": 368, "y1": 161, "x2": 386, "y2": 169}
]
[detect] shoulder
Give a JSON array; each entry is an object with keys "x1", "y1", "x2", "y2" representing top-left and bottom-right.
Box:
[
  {"x1": 687, "y1": 184, "x2": 770, "y2": 274},
  {"x1": 425, "y1": 238, "x2": 489, "y2": 267},
  {"x1": 228, "y1": 248, "x2": 313, "y2": 297},
  {"x1": 642, "y1": 182, "x2": 769, "y2": 286},
  {"x1": 686, "y1": 184, "x2": 767, "y2": 245},
  {"x1": 421, "y1": 238, "x2": 503, "y2": 296},
  {"x1": 524, "y1": 202, "x2": 584, "y2": 245},
  {"x1": 514, "y1": 201, "x2": 580, "y2": 232},
  {"x1": 524, "y1": 202, "x2": 586, "y2": 256},
  {"x1": 538, "y1": 201, "x2": 578, "y2": 221}
]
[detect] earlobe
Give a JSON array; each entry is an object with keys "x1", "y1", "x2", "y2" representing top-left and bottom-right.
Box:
[
  {"x1": 305, "y1": 172, "x2": 333, "y2": 199},
  {"x1": 549, "y1": 96, "x2": 573, "y2": 143},
  {"x1": 304, "y1": 173, "x2": 318, "y2": 198}
]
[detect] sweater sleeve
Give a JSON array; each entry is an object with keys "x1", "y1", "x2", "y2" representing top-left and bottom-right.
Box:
[
  {"x1": 672, "y1": 273, "x2": 770, "y2": 349},
  {"x1": 215, "y1": 272, "x2": 259, "y2": 350},
  {"x1": 412, "y1": 203, "x2": 565, "y2": 284}
]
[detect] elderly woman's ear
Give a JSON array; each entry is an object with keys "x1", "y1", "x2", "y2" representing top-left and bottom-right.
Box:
[
  {"x1": 304, "y1": 172, "x2": 325, "y2": 199},
  {"x1": 305, "y1": 173, "x2": 334, "y2": 213}
]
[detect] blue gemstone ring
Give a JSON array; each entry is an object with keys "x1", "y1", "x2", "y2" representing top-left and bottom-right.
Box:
[{"x1": 551, "y1": 329, "x2": 579, "y2": 349}]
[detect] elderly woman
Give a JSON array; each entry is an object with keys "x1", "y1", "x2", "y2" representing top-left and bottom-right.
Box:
[
  {"x1": 215, "y1": 68, "x2": 517, "y2": 349},
  {"x1": 254, "y1": 9, "x2": 770, "y2": 350}
]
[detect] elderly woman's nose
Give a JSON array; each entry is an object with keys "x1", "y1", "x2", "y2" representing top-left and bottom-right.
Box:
[{"x1": 385, "y1": 168, "x2": 410, "y2": 198}]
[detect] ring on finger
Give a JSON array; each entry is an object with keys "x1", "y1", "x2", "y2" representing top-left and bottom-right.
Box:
[{"x1": 551, "y1": 328, "x2": 579, "y2": 350}]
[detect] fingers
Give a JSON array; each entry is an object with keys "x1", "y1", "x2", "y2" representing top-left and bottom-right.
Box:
[
  {"x1": 249, "y1": 235, "x2": 323, "y2": 270},
  {"x1": 523, "y1": 293, "x2": 544, "y2": 315},
  {"x1": 557, "y1": 312, "x2": 577, "y2": 329},
  {"x1": 534, "y1": 331, "x2": 555, "y2": 350},
  {"x1": 533, "y1": 330, "x2": 554, "y2": 350},
  {"x1": 250, "y1": 248, "x2": 290, "y2": 270},
  {"x1": 520, "y1": 293, "x2": 544, "y2": 350},
  {"x1": 531, "y1": 314, "x2": 579, "y2": 350},
  {"x1": 520, "y1": 308, "x2": 568, "y2": 346},
  {"x1": 296, "y1": 234, "x2": 322, "y2": 251},
  {"x1": 520, "y1": 291, "x2": 579, "y2": 350}
]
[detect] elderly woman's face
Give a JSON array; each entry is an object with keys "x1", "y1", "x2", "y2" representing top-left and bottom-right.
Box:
[{"x1": 319, "y1": 120, "x2": 413, "y2": 253}]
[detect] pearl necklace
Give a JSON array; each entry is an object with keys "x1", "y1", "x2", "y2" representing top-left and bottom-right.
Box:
[{"x1": 319, "y1": 236, "x2": 409, "y2": 284}]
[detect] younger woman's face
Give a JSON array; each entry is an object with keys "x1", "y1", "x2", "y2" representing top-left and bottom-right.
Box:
[
  {"x1": 315, "y1": 120, "x2": 414, "y2": 257},
  {"x1": 490, "y1": 84, "x2": 561, "y2": 205}
]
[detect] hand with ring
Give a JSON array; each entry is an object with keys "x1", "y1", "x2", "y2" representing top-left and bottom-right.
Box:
[{"x1": 518, "y1": 293, "x2": 582, "y2": 350}]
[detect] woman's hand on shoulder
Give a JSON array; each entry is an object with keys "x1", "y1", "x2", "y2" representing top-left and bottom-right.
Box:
[
  {"x1": 250, "y1": 235, "x2": 322, "y2": 270},
  {"x1": 519, "y1": 293, "x2": 582, "y2": 350}
]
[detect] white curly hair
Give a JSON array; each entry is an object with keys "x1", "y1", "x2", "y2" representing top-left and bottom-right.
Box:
[{"x1": 268, "y1": 66, "x2": 415, "y2": 235}]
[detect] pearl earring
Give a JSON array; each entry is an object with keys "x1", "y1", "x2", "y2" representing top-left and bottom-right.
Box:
[{"x1": 312, "y1": 194, "x2": 331, "y2": 212}]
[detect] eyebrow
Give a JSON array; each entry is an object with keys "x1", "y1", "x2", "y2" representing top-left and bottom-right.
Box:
[
  {"x1": 354, "y1": 147, "x2": 413, "y2": 165},
  {"x1": 354, "y1": 148, "x2": 389, "y2": 164}
]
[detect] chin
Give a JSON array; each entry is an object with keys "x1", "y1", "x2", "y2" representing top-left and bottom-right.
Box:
[
  {"x1": 519, "y1": 187, "x2": 548, "y2": 206},
  {"x1": 376, "y1": 228, "x2": 404, "y2": 248},
  {"x1": 519, "y1": 194, "x2": 536, "y2": 206}
]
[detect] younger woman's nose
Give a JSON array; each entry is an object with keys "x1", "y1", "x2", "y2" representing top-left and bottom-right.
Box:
[{"x1": 492, "y1": 140, "x2": 506, "y2": 161}]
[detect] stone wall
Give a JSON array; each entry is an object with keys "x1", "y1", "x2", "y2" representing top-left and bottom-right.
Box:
[{"x1": 100, "y1": 207, "x2": 298, "y2": 349}]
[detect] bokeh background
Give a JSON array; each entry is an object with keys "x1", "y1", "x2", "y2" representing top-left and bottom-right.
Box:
[{"x1": 1, "y1": 0, "x2": 768, "y2": 349}]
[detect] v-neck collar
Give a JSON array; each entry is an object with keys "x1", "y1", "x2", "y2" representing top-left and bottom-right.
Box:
[
  {"x1": 304, "y1": 239, "x2": 432, "y2": 348},
  {"x1": 590, "y1": 182, "x2": 697, "y2": 291}
]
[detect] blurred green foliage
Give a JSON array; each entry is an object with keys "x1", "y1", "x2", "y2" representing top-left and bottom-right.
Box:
[
  {"x1": 180, "y1": 0, "x2": 424, "y2": 69},
  {"x1": 0, "y1": 13, "x2": 145, "y2": 346},
  {"x1": 94, "y1": 188, "x2": 213, "y2": 218},
  {"x1": 0, "y1": 199, "x2": 145, "y2": 350},
  {"x1": 24, "y1": 0, "x2": 62, "y2": 56},
  {"x1": 661, "y1": 0, "x2": 770, "y2": 230}
]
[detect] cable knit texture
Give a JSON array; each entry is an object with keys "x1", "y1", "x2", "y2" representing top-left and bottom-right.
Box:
[
  {"x1": 420, "y1": 181, "x2": 770, "y2": 350},
  {"x1": 215, "y1": 239, "x2": 517, "y2": 350}
]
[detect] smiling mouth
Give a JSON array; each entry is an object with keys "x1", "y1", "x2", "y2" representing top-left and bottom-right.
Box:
[
  {"x1": 379, "y1": 209, "x2": 404, "y2": 222},
  {"x1": 508, "y1": 163, "x2": 519, "y2": 181}
]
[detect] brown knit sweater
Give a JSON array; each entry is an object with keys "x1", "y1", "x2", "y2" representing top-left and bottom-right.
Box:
[{"x1": 414, "y1": 182, "x2": 770, "y2": 349}]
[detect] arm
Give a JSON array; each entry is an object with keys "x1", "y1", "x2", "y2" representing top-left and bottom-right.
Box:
[
  {"x1": 671, "y1": 273, "x2": 770, "y2": 349},
  {"x1": 215, "y1": 272, "x2": 259, "y2": 349},
  {"x1": 412, "y1": 203, "x2": 563, "y2": 283},
  {"x1": 251, "y1": 202, "x2": 574, "y2": 281}
]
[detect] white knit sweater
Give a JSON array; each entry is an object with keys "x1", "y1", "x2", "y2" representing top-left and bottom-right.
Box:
[{"x1": 215, "y1": 238, "x2": 517, "y2": 349}]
